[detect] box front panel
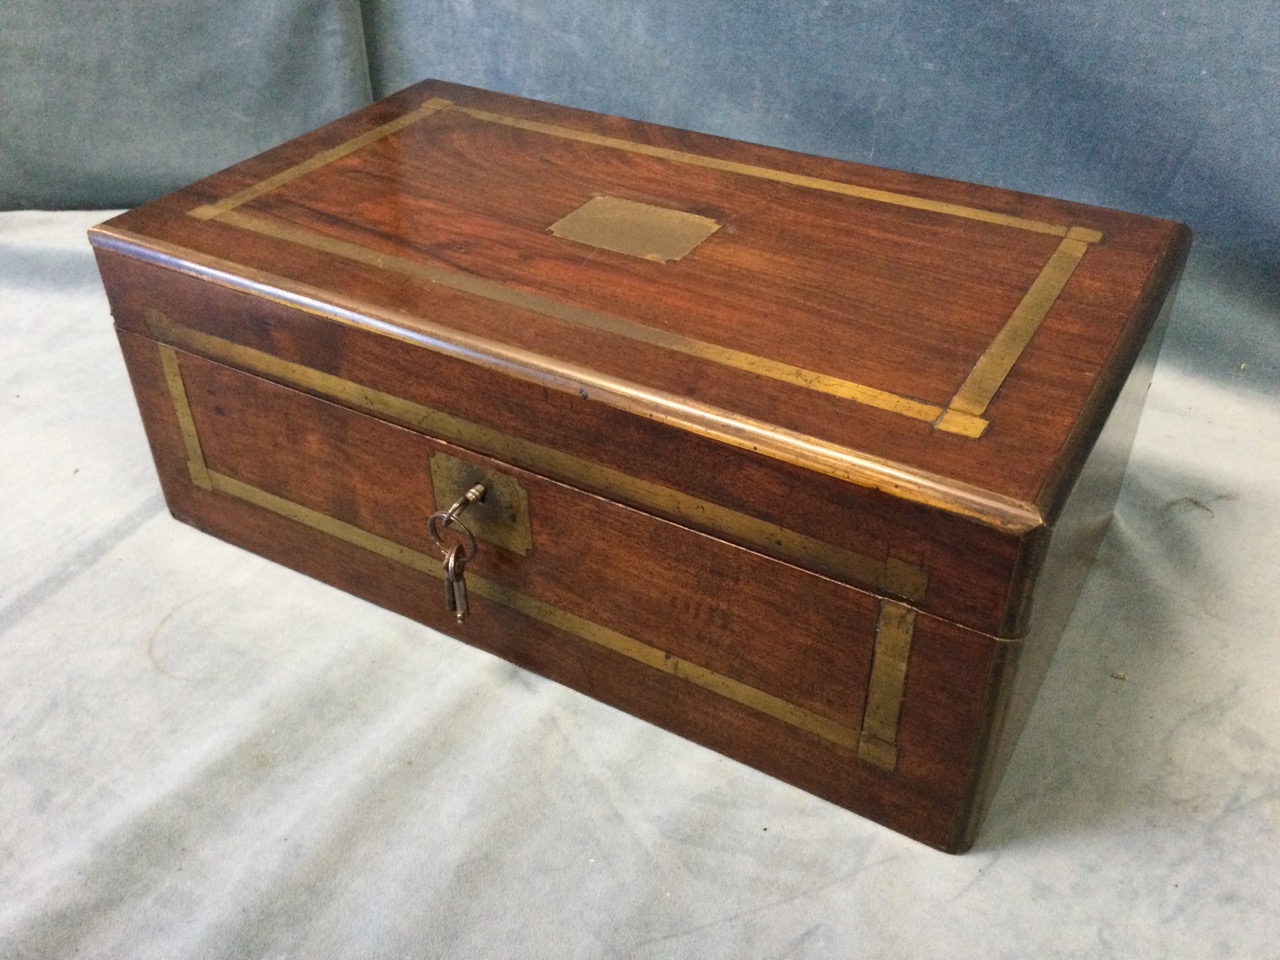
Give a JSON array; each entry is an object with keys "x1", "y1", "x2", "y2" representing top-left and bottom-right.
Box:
[{"x1": 115, "y1": 326, "x2": 1003, "y2": 850}]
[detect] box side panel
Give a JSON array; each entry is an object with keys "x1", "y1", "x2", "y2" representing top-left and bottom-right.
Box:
[
  {"x1": 97, "y1": 248, "x2": 1026, "y2": 637},
  {"x1": 997, "y1": 224, "x2": 1191, "y2": 637},
  {"x1": 954, "y1": 278, "x2": 1176, "y2": 849},
  {"x1": 114, "y1": 327, "x2": 1002, "y2": 851},
  {"x1": 1034, "y1": 224, "x2": 1192, "y2": 523}
]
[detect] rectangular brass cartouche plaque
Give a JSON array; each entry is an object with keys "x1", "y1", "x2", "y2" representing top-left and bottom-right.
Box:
[{"x1": 548, "y1": 196, "x2": 721, "y2": 263}]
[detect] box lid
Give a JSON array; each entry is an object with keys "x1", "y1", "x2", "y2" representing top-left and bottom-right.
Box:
[{"x1": 90, "y1": 79, "x2": 1190, "y2": 636}]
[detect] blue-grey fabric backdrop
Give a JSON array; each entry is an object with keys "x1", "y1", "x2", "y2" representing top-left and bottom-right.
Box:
[
  {"x1": 3, "y1": 0, "x2": 1275, "y2": 387},
  {"x1": 5, "y1": 1, "x2": 1276, "y2": 258},
  {"x1": 0, "y1": 1, "x2": 371, "y2": 210},
  {"x1": 364, "y1": 0, "x2": 1279, "y2": 266},
  {"x1": 2, "y1": 9, "x2": 1279, "y2": 956}
]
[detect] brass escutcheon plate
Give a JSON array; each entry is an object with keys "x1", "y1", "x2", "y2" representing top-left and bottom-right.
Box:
[{"x1": 430, "y1": 451, "x2": 533, "y2": 555}]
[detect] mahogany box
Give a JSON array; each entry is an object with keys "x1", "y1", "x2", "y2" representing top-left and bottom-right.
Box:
[{"x1": 90, "y1": 80, "x2": 1190, "y2": 852}]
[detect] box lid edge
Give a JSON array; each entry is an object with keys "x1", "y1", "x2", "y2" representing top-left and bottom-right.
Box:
[{"x1": 92, "y1": 223, "x2": 1046, "y2": 537}]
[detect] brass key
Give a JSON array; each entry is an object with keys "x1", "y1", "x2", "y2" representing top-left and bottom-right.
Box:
[
  {"x1": 443, "y1": 544, "x2": 469, "y2": 623},
  {"x1": 429, "y1": 483, "x2": 485, "y2": 624},
  {"x1": 443, "y1": 545, "x2": 460, "y2": 619}
]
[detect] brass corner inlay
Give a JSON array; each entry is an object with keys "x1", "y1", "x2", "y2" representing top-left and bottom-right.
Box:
[
  {"x1": 858, "y1": 598, "x2": 917, "y2": 770},
  {"x1": 937, "y1": 234, "x2": 1094, "y2": 433},
  {"x1": 189, "y1": 98, "x2": 452, "y2": 222},
  {"x1": 932, "y1": 409, "x2": 990, "y2": 439},
  {"x1": 429, "y1": 451, "x2": 532, "y2": 555},
  {"x1": 1067, "y1": 226, "x2": 1104, "y2": 244},
  {"x1": 548, "y1": 196, "x2": 721, "y2": 263},
  {"x1": 883, "y1": 554, "x2": 929, "y2": 600},
  {"x1": 156, "y1": 341, "x2": 212, "y2": 490}
]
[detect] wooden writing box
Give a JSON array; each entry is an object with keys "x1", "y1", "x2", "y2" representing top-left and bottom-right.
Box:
[{"x1": 90, "y1": 80, "x2": 1190, "y2": 852}]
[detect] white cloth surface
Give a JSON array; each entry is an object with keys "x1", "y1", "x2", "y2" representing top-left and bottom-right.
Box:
[{"x1": 1, "y1": 211, "x2": 1277, "y2": 958}]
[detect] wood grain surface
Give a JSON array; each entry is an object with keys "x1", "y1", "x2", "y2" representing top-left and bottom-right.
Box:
[
  {"x1": 93, "y1": 81, "x2": 1191, "y2": 850},
  {"x1": 115, "y1": 328, "x2": 1002, "y2": 851},
  {"x1": 90, "y1": 78, "x2": 1189, "y2": 635},
  {"x1": 92, "y1": 79, "x2": 1190, "y2": 500}
]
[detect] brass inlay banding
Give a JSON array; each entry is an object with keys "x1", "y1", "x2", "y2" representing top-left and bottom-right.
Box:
[
  {"x1": 455, "y1": 105, "x2": 1074, "y2": 238},
  {"x1": 159, "y1": 343, "x2": 862, "y2": 752},
  {"x1": 211, "y1": 470, "x2": 438, "y2": 575},
  {"x1": 215, "y1": 470, "x2": 862, "y2": 750},
  {"x1": 144, "y1": 309, "x2": 927, "y2": 599},
  {"x1": 943, "y1": 236, "x2": 1093, "y2": 425},
  {"x1": 157, "y1": 344, "x2": 212, "y2": 490},
  {"x1": 101, "y1": 230, "x2": 1043, "y2": 532},
  {"x1": 189, "y1": 98, "x2": 453, "y2": 221},
  {"x1": 471, "y1": 579, "x2": 861, "y2": 752},
  {"x1": 858, "y1": 599, "x2": 917, "y2": 770},
  {"x1": 216, "y1": 209, "x2": 950, "y2": 425}
]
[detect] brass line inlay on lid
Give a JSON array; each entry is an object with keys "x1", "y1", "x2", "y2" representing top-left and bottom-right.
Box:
[
  {"x1": 114, "y1": 223, "x2": 1044, "y2": 531},
  {"x1": 213, "y1": 210, "x2": 948, "y2": 426},
  {"x1": 548, "y1": 196, "x2": 721, "y2": 262},
  {"x1": 939, "y1": 234, "x2": 1093, "y2": 431},
  {"x1": 455, "y1": 105, "x2": 1075, "y2": 238},
  {"x1": 178, "y1": 94, "x2": 1104, "y2": 440},
  {"x1": 188, "y1": 98, "x2": 453, "y2": 221}
]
